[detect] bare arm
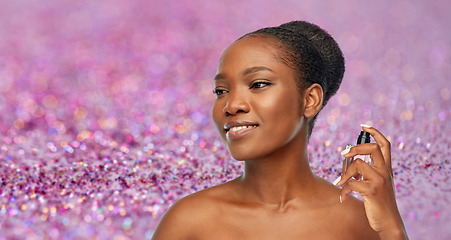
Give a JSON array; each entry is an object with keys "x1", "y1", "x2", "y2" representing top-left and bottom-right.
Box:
[{"x1": 336, "y1": 126, "x2": 408, "y2": 240}]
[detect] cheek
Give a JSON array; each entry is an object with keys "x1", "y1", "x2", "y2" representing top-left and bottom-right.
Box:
[
  {"x1": 211, "y1": 100, "x2": 224, "y2": 132},
  {"x1": 260, "y1": 89, "x2": 300, "y2": 121},
  {"x1": 257, "y1": 88, "x2": 302, "y2": 139}
]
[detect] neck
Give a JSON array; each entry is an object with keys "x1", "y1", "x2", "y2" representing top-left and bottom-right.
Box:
[{"x1": 237, "y1": 137, "x2": 320, "y2": 206}]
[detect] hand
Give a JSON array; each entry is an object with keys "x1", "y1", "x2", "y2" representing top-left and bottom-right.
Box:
[{"x1": 336, "y1": 126, "x2": 408, "y2": 239}]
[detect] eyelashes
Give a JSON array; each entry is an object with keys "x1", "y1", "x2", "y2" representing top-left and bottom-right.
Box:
[
  {"x1": 250, "y1": 81, "x2": 271, "y2": 89},
  {"x1": 213, "y1": 80, "x2": 273, "y2": 96},
  {"x1": 212, "y1": 89, "x2": 227, "y2": 95}
]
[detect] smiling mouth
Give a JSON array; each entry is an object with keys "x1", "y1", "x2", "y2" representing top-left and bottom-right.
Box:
[
  {"x1": 225, "y1": 124, "x2": 259, "y2": 139},
  {"x1": 226, "y1": 125, "x2": 259, "y2": 132}
]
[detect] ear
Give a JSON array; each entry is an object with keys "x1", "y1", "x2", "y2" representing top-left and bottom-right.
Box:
[{"x1": 303, "y1": 83, "x2": 323, "y2": 119}]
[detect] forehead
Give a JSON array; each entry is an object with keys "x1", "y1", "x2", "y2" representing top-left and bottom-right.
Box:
[{"x1": 217, "y1": 36, "x2": 288, "y2": 74}]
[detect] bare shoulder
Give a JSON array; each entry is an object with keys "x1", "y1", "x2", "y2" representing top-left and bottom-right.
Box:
[
  {"x1": 151, "y1": 181, "x2": 234, "y2": 240},
  {"x1": 151, "y1": 193, "x2": 204, "y2": 239}
]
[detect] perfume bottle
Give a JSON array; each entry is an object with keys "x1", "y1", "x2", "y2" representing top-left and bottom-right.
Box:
[
  {"x1": 354, "y1": 131, "x2": 372, "y2": 166},
  {"x1": 342, "y1": 131, "x2": 372, "y2": 175},
  {"x1": 342, "y1": 144, "x2": 354, "y2": 175}
]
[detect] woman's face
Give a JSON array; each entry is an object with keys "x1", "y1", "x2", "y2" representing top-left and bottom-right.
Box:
[{"x1": 212, "y1": 36, "x2": 308, "y2": 160}]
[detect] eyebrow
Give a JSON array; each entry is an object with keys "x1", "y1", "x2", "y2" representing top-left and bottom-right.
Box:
[
  {"x1": 243, "y1": 66, "x2": 275, "y2": 76},
  {"x1": 214, "y1": 73, "x2": 226, "y2": 81},
  {"x1": 214, "y1": 66, "x2": 275, "y2": 81}
]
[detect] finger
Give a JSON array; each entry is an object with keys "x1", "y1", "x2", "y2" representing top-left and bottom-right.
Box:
[
  {"x1": 342, "y1": 143, "x2": 387, "y2": 175},
  {"x1": 339, "y1": 179, "x2": 371, "y2": 202},
  {"x1": 346, "y1": 159, "x2": 362, "y2": 180},
  {"x1": 361, "y1": 125, "x2": 393, "y2": 176},
  {"x1": 341, "y1": 158, "x2": 347, "y2": 176},
  {"x1": 336, "y1": 158, "x2": 380, "y2": 186},
  {"x1": 340, "y1": 157, "x2": 356, "y2": 177}
]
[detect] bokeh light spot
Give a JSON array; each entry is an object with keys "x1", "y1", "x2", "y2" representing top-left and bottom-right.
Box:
[
  {"x1": 401, "y1": 65, "x2": 415, "y2": 81},
  {"x1": 14, "y1": 119, "x2": 24, "y2": 129},
  {"x1": 74, "y1": 107, "x2": 88, "y2": 121},
  {"x1": 338, "y1": 93, "x2": 351, "y2": 106},
  {"x1": 441, "y1": 88, "x2": 450, "y2": 100},
  {"x1": 42, "y1": 95, "x2": 58, "y2": 109}
]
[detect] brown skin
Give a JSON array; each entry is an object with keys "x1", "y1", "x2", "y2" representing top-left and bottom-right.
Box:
[{"x1": 152, "y1": 36, "x2": 407, "y2": 239}]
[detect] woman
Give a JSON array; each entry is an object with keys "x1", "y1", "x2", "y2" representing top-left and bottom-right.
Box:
[{"x1": 152, "y1": 21, "x2": 408, "y2": 239}]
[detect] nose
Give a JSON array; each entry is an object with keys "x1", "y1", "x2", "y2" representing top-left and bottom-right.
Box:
[{"x1": 223, "y1": 90, "x2": 250, "y2": 116}]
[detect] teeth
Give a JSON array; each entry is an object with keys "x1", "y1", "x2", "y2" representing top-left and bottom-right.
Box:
[{"x1": 228, "y1": 125, "x2": 257, "y2": 132}]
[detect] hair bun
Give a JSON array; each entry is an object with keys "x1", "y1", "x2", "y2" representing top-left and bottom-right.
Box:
[{"x1": 279, "y1": 21, "x2": 345, "y2": 104}]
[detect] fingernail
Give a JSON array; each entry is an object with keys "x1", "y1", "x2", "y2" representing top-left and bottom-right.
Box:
[
  {"x1": 360, "y1": 124, "x2": 372, "y2": 128},
  {"x1": 341, "y1": 148, "x2": 350, "y2": 156},
  {"x1": 339, "y1": 195, "x2": 342, "y2": 203},
  {"x1": 333, "y1": 176, "x2": 341, "y2": 185}
]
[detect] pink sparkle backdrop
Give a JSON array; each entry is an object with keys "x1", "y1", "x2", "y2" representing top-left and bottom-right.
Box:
[{"x1": 0, "y1": 0, "x2": 450, "y2": 239}]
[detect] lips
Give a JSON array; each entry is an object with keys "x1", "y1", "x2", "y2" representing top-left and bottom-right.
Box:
[
  {"x1": 228, "y1": 125, "x2": 258, "y2": 132},
  {"x1": 224, "y1": 121, "x2": 259, "y2": 139}
]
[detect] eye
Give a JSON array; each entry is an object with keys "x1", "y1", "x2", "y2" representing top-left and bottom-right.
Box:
[
  {"x1": 250, "y1": 81, "x2": 271, "y2": 89},
  {"x1": 213, "y1": 88, "x2": 227, "y2": 96}
]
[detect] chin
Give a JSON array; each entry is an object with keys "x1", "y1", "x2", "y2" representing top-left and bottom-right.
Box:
[
  {"x1": 229, "y1": 152, "x2": 249, "y2": 161},
  {"x1": 229, "y1": 153, "x2": 253, "y2": 161},
  {"x1": 226, "y1": 143, "x2": 272, "y2": 161},
  {"x1": 225, "y1": 144, "x2": 253, "y2": 161}
]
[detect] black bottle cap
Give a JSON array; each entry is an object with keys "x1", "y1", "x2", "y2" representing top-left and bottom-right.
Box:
[{"x1": 356, "y1": 131, "x2": 371, "y2": 145}]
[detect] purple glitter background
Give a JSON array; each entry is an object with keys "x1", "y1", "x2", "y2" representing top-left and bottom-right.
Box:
[{"x1": 0, "y1": 0, "x2": 450, "y2": 239}]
